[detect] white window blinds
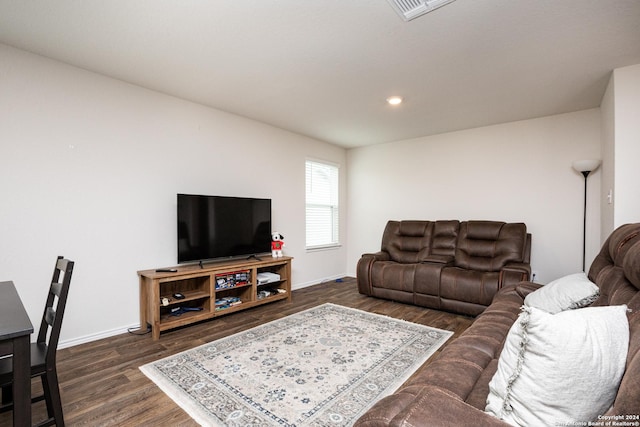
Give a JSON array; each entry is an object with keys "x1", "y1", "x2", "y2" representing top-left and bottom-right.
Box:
[{"x1": 305, "y1": 160, "x2": 339, "y2": 249}]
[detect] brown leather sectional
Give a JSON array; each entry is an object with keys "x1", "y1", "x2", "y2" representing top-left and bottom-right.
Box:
[
  {"x1": 355, "y1": 223, "x2": 640, "y2": 426},
  {"x1": 357, "y1": 220, "x2": 531, "y2": 316}
]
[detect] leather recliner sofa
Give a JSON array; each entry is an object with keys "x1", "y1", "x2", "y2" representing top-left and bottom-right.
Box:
[
  {"x1": 357, "y1": 220, "x2": 531, "y2": 316},
  {"x1": 354, "y1": 223, "x2": 640, "y2": 426}
]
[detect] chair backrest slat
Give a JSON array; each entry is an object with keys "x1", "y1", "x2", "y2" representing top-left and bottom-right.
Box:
[
  {"x1": 51, "y1": 282, "x2": 62, "y2": 297},
  {"x1": 45, "y1": 306, "x2": 56, "y2": 327},
  {"x1": 37, "y1": 255, "x2": 74, "y2": 365},
  {"x1": 56, "y1": 258, "x2": 69, "y2": 270}
]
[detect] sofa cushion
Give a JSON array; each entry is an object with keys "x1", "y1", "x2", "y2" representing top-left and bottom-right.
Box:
[
  {"x1": 485, "y1": 305, "x2": 629, "y2": 426},
  {"x1": 455, "y1": 222, "x2": 527, "y2": 272},
  {"x1": 523, "y1": 272, "x2": 599, "y2": 313},
  {"x1": 381, "y1": 220, "x2": 433, "y2": 263},
  {"x1": 370, "y1": 261, "x2": 416, "y2": 305},
  {"x1": 439, "y1": 268, "x2": 501, "y2": 316}
]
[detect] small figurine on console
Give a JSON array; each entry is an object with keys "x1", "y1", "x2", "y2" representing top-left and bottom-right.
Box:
[{"x1": 271, "y1": 232, "x2": 285, "y2": 258}]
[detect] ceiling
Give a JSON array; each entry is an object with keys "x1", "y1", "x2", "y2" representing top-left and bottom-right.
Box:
[{"x1": 1, "y1": 1, "x2": 640, "y2": 148}]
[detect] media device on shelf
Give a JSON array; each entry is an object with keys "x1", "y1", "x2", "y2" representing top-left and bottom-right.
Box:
[{"x1": 177, "y1": 194, "x2": 272, "y2": 264}]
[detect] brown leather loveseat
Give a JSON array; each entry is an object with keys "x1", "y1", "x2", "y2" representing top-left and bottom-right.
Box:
[
  {"x1": 355, "y1": 223, "x2": 640, "y2": 426},
  {"x1": 357, "y1": 220, "x2": 531, "y2": 316}
]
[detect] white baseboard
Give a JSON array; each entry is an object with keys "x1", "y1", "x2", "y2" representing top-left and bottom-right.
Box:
[
  {"x1": 58, "y1": 323, "x2": 141, "y2": 349},
  {"x1": 292, "y1": 274, "x2": 348, "y2": 290}
]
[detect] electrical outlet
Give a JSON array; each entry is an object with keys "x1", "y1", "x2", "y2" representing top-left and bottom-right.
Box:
[{"x1": 531, "y1": 271, "x2": 538, "y2": 282}]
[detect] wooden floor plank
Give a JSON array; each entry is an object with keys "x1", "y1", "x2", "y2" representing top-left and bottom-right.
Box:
[{"x1": 0, "y1": 277, "x2": 473, "y2": 426}]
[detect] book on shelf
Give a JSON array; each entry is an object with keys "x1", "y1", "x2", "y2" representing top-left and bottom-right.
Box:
[{"x1": 215, "y1": 296, "x2": 242, "y2": 310}]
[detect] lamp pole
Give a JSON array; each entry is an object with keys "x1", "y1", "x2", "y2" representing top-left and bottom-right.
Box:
[
  {"x1": 580, "y1": 170, "x2": 590, "y2": 272},
  {"x1": 572, "y1": 159, "x2": 601, "y2": 273}
]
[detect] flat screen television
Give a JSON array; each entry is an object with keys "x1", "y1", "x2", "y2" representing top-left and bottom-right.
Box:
[{"x1": 177, "y1": 194, "x2": 272, "y2": 264}]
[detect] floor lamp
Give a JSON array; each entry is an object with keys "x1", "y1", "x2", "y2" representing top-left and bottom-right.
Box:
[{"x1": 572, "y1": 159, "x2": 601, "y2": 272}]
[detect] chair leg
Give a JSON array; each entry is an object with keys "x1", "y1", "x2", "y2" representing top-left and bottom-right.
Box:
[{"x1": 40, "y1": 369, "x2": 64, "y2": 427}]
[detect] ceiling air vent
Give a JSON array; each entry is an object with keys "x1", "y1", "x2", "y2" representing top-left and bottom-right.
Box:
[{"x1": 387, "y1": 0, "x2": 456, "y2": 21}]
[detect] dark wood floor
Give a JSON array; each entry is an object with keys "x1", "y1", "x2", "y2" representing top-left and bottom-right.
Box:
[{"x1": 0, "y1": 277, "x2": 473, "y2": 427}]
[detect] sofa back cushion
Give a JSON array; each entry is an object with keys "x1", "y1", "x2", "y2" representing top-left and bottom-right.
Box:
[
  {"x1": 588, "y1": 223, "x2": 640, "y2": 415},
  {"x1": 455, "y1": 221, "x2": 527, "y2": 272},
  {"x1": 382, "y1": 220, "x2": 432, "y2": 263},
  {"x1": 589, "y1": 223, "x2": 640, "y2": 308},
  {"x1": 381, "y1": 220, "x2": 459, "y2": 263},
  {"x1": 431, "y1": 220, "x2": 460, "y2": 257}
]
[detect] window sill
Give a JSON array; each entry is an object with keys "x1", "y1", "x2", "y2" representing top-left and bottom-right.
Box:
[{"x1": 306, "y1": 244, "x2": 342, "y2": 252}]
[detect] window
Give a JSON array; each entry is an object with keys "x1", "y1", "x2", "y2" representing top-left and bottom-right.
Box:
[{"x1": 305, "y1": 160, "x2": 339, "y2": 249}]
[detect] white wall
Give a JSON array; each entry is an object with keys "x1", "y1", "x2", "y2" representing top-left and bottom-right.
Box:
[
  {"x1": 600, "y1": 72, "x2": 615, "y2": 241},
  {"x1": 0, "y1": 44, "x2": 347, "y2": 346},
  {"x1": 346, "y1": 110, "x2": 602, "y2": 284},
  {"x1": 611, "y1": 64, "x2": 640, "y2": 227}
]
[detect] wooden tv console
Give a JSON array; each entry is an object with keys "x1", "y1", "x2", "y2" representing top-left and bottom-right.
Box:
[{"x1": 138, "y1": 256, "x2": 292, "y2": 340}]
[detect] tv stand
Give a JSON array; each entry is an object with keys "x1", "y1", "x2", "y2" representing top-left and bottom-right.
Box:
[{"x1": 137, "y1": 256, "x2": 292, "y2": 340}]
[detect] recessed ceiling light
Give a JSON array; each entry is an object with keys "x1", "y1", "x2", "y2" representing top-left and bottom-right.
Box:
[{"x1": 387, "y1": 96, "x2": 403, "y2": 106}]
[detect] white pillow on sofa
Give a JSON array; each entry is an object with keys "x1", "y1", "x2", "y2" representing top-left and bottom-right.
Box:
[
  {"x1": 524, "y1": 272, "x2": 599, "y2": 314},
  {"x1": 485, "y1": 305, "x2": 629, "y2": 427}
]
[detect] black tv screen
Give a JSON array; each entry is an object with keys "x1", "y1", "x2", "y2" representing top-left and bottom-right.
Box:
[{"x1": 177, "y1": 194, "x2": 272, "y2": 263}]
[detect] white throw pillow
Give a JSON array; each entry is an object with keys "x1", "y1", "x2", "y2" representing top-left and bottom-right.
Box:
[
  {"x1": 524, "y1": 272, "x2": 599, "y2": 314},
  {"x1": 485, "y1": 305, "x2": 629, "y2": 427}
]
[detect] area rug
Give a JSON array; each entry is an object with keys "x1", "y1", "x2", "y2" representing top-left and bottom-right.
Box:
[{"x1": 140, "y1": 303, "x2": 453, "y2": 426}]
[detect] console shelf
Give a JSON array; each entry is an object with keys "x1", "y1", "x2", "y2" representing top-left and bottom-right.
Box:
[{"x1": 138, "y1": 256, "x2": 292, "y2": 340}]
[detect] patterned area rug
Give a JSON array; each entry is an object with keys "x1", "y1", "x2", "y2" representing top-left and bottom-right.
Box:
[{"x1": 140, "y1": 303, "x2": 453, "y2": 426}]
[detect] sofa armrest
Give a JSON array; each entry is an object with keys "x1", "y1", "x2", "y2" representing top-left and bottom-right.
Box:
[
  {"x1": 500, "y1": 262, "x2": 531, "y2": 286},
  {"x1": 355, "y1": 386, "x2": 511, "y2": 427},
  {"x1": 362, "y1": 251, "x2": 391, "y2": 262},
  {"x1": 357, "y1": 251, "x2": 390, "y2": 295}
]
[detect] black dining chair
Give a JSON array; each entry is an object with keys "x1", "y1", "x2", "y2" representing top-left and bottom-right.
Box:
[{"x1": 0, "y1": 256, "x2": 74, "y2": 427}]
